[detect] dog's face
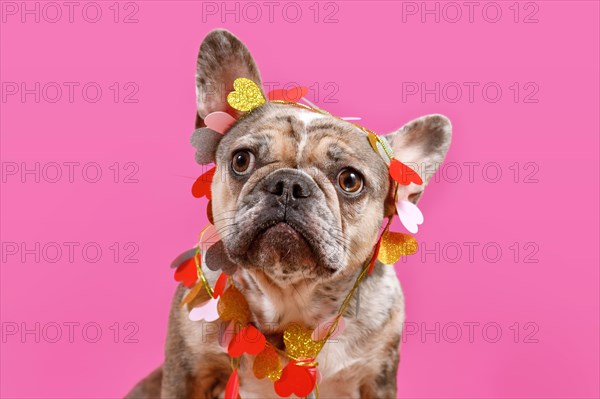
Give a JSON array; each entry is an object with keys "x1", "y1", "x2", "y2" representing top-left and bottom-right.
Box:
[
  {"x1": 212, "y1": 104, "x2": 391, "y2": 283},
  {"x1": 193, "y1": 30, "x2": 451, "y2": 286}
]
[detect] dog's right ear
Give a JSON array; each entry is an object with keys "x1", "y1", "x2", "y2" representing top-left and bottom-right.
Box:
[
  {"x1": 191, "y1": 29, "x2": 263, "y2": 165},
  {"x1": 194, "y1": 29, "x2": 264, "y2": 127}
]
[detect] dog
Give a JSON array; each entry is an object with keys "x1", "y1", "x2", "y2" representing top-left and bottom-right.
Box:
[{"x1": 127, "y1": 29, "x2": 451, "y2": 399}]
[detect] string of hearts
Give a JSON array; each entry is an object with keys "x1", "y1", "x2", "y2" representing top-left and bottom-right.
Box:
[{"x1": 175, "y1": 78, "x2": 424, "y2": 399}]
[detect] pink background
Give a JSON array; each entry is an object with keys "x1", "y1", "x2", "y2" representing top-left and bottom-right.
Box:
[{"x1": 1, "y1": 1, "x2": 599, "y2": 398}]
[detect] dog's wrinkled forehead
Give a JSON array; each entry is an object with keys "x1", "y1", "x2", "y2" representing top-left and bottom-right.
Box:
[{"x1": 216, "y1": 103, "x2": 389, "y2": 185}]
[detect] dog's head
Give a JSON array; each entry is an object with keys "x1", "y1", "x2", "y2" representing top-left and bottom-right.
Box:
[{"x1": 193, "y1": 30, "x2": 451, "y2": 286}]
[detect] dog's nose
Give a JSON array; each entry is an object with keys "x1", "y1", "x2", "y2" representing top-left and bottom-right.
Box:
[{"x1": 265, "y1": 170, "x2": 312, "y2": 200}]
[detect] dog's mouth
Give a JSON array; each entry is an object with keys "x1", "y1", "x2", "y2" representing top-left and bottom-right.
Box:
[
  {"x1": 256, "y1": 221, "x2": 304, "y2": 242},
  {"x1": 246, "y1": 221, "x2": 318, "y2": 271},
  {"x1": 223, "y1": 196, "x2": 343, "y2": 280}
]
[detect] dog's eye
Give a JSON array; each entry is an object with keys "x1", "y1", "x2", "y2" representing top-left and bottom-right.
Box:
[
  {"x1": 337, "y1": 168, "x2": 364, "y2": 194},
  {"x1": 231, "y1": 150, "x2": 255, "y2": 175}
]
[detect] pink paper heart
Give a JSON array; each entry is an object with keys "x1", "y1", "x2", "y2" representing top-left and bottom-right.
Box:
[
  {"x1": 204, "y1": 111, "x2": 236, "y2": 134},
  {"x1": 219, "y1": 320, "x2": 237, "y2": 350},
  {"x1": 189, "y1": 298, "x2": 219, "y2": 322},
  {"x1": 396, "y1": 200, "x2": 424, "y2": 234},
  {"x1": 199, "y1": 224, "x2": 221, "y2": 253},
  {"x1": 311, "y1": 316, "x2": 346, "y2": 341}
]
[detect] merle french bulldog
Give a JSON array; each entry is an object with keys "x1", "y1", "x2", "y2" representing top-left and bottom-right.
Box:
[{"x1": 127, "y1": 29, "x2": 451, "y2": 399}]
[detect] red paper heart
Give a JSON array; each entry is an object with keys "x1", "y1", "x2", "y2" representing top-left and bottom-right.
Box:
[
  {"x1": 224, "y1": 368, "x2": 239, "y2": 399},
  {"x1": 274, "y1": 361, "x2": 317, "y2": 398},
  {"x1": 192, "y1": 167, "x2": 216, "y2": 199},
  {"x1": 389, "y1": 159, "x2": 423, "y2": 186},
  {"x1": 207, "y1": 200, "x2": 214, "y2": 224},
  {"x1": 268, "y1": 87, "x2": 309, "y2": 102},
  {"x1": 174, "y1": 257, "x2": 197, "y2": 288},
  {"x1": 212, "y1": 272, "x2": 228, "y2": 299},
  {"x1": 228, "y1": 324, "x2": 266, "y2": 358}
]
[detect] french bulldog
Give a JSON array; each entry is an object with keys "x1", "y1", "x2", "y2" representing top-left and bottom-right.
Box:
[{"x1": 127, "y1": 29, "x2": 451, "y2": 399}]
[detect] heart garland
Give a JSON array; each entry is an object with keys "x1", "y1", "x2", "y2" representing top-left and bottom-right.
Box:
[
  {"x1": 192, "y1": 77, "x2": 426, "y2": 239},
  {"x1": 172, "y1": 215, "x2": 417, "y2": 397},
  {"x1": 183, "y1": 272, "x2": 325, "y2": 398}
]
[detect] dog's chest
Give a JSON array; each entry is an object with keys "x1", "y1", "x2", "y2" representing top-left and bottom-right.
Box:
[
  {"x1": 205, "y1": 269, "x2": 404, "y2": 398},
  {"x1": 239, "y1": 272, "x2": 339, "y2": 329}
]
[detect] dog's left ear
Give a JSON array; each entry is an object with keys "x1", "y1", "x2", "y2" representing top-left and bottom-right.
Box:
[{"x1": 383, "y1": 114, "x2": 452, "y2": 207}]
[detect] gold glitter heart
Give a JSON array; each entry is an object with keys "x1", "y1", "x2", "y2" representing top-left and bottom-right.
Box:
[
  {"x1": 180, "y1": 280, "x2": 211, "y2": 309},
  {"x1": 378, "y1": 232, "x2": 418, "y2": 264},
  {"x1": 217, "y1": 285, "x2": 251, "y2": 325},
  {"x1": 283, "y1": 323, "x2": 322, "y2": 359},
  {"x1": 253, "y1": 346, "x2": 282, "y2": 381},
  {"x1": 227, "y1": 78, "x2": 266, "y2": 112},
  {"x1": 367, "y1": 133, "x2": 394, "y2": 163},
  {"x1": 367, "y1": 133, "x2": 380, "y2": 154}
]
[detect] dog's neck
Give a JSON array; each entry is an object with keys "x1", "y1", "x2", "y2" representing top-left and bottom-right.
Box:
[{"x1": 231, "y1": 259, "x2": 383, "y2": 334}]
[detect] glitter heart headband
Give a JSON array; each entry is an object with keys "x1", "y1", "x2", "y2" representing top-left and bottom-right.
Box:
[{"x1": 195, "y1": 77, "x2": 426, "y2": 234}]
